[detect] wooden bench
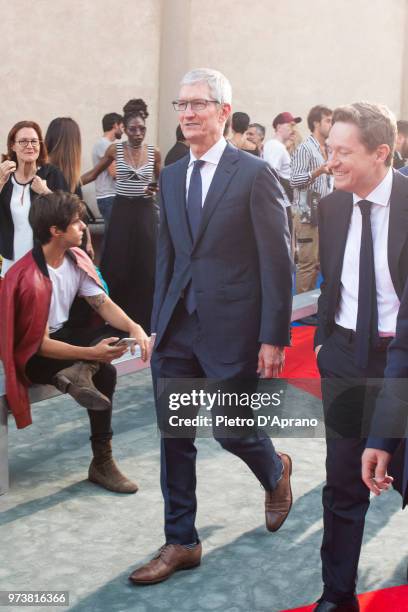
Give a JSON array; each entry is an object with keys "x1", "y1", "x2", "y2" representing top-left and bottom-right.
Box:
[{"x1": 0, "y1": 289, "x2": 320, "y2": 495}]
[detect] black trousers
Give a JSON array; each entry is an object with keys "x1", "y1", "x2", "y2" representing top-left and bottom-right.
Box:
[
  {"x1": 317, "y1": 327, "x2": 388, "y2": 603},
  {"x1": 25, "y1": 325, "x2": 119, "y2": 442},
  {"x1": 151, "y1": 301, "x2": 283, "y2": 545}
]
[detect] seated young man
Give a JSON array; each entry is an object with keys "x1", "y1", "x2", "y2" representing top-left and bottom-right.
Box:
[{"x1": 0, "y1": 191, "x2": 150, "y2": 493}]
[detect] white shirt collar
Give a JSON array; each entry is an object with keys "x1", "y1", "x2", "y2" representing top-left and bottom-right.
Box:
[
  {"x1": 188, "y1": 137, "x2": 227, "y2": 167},
  {"x1": 352, "y1": 167, "x2": 393, "y2": 208}
]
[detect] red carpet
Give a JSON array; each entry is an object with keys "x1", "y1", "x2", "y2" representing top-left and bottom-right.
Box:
[
  {"x1": 280, "y1": 325, "x2": 321, "y2": 399},
  {"x1": 281, "y1": 585, "x2": 408, "y2": 611}
]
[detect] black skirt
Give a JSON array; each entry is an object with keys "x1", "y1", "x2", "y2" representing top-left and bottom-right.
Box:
[{"x1": 100, "y1": 195, "x2": 159, "y2": 334}]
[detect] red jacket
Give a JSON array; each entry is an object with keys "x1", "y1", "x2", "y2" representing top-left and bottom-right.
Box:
[{"x1": 0, "y1": 244, "x2": 104, "y2": 429}]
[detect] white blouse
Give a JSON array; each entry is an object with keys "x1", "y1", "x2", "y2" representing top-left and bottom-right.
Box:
[{"x1": 1, "y1": 176, "x2": 34, "y2": 277}]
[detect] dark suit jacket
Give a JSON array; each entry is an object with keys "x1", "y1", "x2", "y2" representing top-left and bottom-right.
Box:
[
  {"x1": 393, "y1": 151, "x2": 405, "y2": 170},
  {"x1": 367, "y1": 278, "x2": 408, "y2": 505},
  {"x1": 151, "y1": 143, "x2": 293, "y2": 364},
  {"x1": 315, "y1": 170, "x2": 408, "y2": 347}
]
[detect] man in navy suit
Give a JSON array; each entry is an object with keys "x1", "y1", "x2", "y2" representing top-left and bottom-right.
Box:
[
  {"x1": 314, "y1": 103, "x2": 408, "y2": 611},
  {"x1": 129, "y1": 68, "x2": 293, "y2": 585}
]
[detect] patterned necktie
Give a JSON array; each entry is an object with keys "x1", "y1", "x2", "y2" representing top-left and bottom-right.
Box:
[
  {"x1": 185, "y1": 159, "x2": 205, "y2": 313},
  {"x1": 355, "y1": 200, "x2": 379, "y2": 369}
]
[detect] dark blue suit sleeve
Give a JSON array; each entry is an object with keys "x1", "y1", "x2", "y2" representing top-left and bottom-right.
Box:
[
  {"x1": 315, "y1": 197, "x2": 329, "y2": 347},
  {"x1": 367, "y1": 280, "x2": 408, "y2": 452},
  {"x1": 151, "y1": 172, "x2": 175, "y2": 333},
  {"x1": 250, "y1": 163, "x2": 293, "y2": 346}
]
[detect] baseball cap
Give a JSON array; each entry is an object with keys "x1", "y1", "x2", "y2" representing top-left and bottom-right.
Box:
[{"x1": 273, "y1": 112, "x2": 302, "y2": 129}]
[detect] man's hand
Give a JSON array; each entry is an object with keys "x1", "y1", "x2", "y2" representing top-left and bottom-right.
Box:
[
  {"x1": 312, "y1": 163, "x2": 332, "y2": 181},
  {"x1": 89, "y1": 337, "x2": 128, "y2": 363},
  {"x1": 147, "y1": 333, "x2": 156, "y2": 361},
  {"x1": 257, "y1": 344, "x2": 285, "y2": 378},
  {"x1": 362, "y1": 447, "x2": 394, "y2": 496},
  {"x1": 128, "y1": 324, "x2": 150, "y2": 361},
  {"x1": 322, "y1": 162, "x2": 333, "y2": 175}
]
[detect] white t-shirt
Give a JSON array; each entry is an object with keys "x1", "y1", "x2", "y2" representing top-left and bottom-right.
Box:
[
  {"x1": 47, "y1": 256, "x2": 103, "y2": 333},
  {"x1": 1, "y1": 176, "x2": 34, "y2": 277},
  {"x1": 92, "y1": 137, "x2": 116, "y2": 199},
  {"x1": 263, "y1": 139, "x2": 292, "y2": 181}
]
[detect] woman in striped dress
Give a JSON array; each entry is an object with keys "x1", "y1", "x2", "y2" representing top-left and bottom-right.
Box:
[{"x1": 81, "y1": 99, "x2": 161, "y2": 333}]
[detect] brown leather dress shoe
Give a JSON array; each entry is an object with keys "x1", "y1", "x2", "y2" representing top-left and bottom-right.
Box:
[
  {"x1": 265, "y1": 452, "x2": 293, "y2": 532},
  {"x1": 128, "y1": 543, "x2": 202, "y2": 585}
]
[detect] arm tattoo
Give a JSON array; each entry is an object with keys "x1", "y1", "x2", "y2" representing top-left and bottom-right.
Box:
[{"x1": 86, "y1": 293, "x2": 107, "y2": 310}]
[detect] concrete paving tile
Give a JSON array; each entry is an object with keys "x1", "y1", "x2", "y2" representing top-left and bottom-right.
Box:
[{"x1": 0, "y1": 369, "x2": 406, "y2": 611}]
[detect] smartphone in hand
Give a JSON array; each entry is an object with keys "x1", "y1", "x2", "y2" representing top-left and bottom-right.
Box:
[
  {"x1": 112, "y1": 337, "x2": 136, "y2": 347},
  {"x1": 146, "y1": 181, "x2": 158, "y2": 194}
]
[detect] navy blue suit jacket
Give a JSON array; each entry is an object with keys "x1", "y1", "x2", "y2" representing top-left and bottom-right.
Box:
[
  {"x1": 368, "y1": 278, "x2": 408, "y2": 506},
  {"x1": 151, "y1": 143, "x2": 293, "y2": 364}
]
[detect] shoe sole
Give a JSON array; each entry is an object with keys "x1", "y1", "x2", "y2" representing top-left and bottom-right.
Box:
[
  {"x1": 266, "y1": 453, "x2": 293, "y2": 533},
  {"x1": 55, "y1": 375, "x2": 111, "y2": 411},
  {"x1": 129, "y1": 561, "x2": 201, "y2": 585}
]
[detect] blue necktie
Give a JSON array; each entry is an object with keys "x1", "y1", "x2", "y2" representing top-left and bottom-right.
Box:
[
  {"x1": 355, "y1": 200, "x2": 379, "y2": 369},
  {"x1": 185, "y1": 160, "x2": 205, "y2": 313},
  {"x1": 187, "y1": 160, "x2": 205, "y2": 240}
]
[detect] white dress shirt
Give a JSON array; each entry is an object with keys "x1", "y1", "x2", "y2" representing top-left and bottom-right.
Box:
[
  {"x1": 263, "y1": 138, "x2": 291, "y2": 180},
  {"x1": 186, "y1": 137, "x2": 228, "y2": 206},
  {"x1": 335, "y1": 168, "x2": 399, "y2": 334}
]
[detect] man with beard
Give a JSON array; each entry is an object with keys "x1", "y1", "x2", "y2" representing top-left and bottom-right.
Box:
[{"x1": 291, "y1": 105, "x2": 333, "y2": 293}]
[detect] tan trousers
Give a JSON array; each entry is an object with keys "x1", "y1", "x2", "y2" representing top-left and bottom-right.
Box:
[{"x1": 294, "y1": 214, "x2": 319, "y2": 294}]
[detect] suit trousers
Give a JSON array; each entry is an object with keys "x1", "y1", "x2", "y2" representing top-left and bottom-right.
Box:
[
  {"x1": 151, "y1": 301, "x2": 283, "y2": 545},
  {"x1": 294, "y1": 214, "x2": 319, "y2": 294},
  {"x1": 317, "y1": 327, "x2": 387, "y2": 603},
  {"x1": 25, "y1": 325, "x2": 119, "y2": 442}
]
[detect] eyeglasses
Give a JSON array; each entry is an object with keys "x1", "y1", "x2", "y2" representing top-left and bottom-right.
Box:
[
  {"x1": 16, "y1": 139, "x2": 41, "y2": 148},
  {"x1": 172, "y1": 99, "x2": 220, "y2": 112}
]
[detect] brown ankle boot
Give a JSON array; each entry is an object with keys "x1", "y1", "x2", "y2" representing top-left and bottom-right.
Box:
[
  {"x1": 88, "y1": 439, "x2": 138, "y2": 494},
  {"x1": 53, "y1": 361, "x2": 111, "y2": 411}
]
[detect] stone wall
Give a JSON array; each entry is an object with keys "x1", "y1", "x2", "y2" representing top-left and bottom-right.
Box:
[{"x1": 1, "y1": 0, "x2": 406, "y2": 209}]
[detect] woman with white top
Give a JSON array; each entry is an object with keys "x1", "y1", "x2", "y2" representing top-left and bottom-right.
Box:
[
  {"x1": 0, "y1": 120, "x2": 67, "y2": 278},
  {"x1": 81, "y1": 99, "x2": 161, "y2": 333}
]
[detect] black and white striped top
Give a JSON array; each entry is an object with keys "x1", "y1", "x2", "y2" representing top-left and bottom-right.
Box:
[{"x1": 115, "y1": 142, "x2": 155, "y2": 197}]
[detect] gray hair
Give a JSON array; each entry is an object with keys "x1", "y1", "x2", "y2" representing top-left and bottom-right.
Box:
[{"x1": 180, "y1": 68, "x2": 232, "y2": 104}]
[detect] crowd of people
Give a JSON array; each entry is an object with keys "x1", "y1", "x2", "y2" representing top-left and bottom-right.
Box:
[{"x1": 0, "y1": 67, "x2": 407, "y2": 611}]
